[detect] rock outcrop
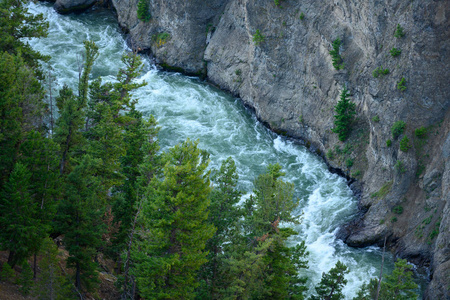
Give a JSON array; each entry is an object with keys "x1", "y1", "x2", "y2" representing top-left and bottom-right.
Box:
[
  {"x1": 108, "y1": 0, "x2": 450, "y2": 298},
  {"x1": 54, "y1": 0, "x2": 98, "y2": 14}
]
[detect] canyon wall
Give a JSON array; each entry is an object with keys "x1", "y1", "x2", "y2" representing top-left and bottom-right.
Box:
[{"x1": 110, "y1": 0, "x2": 450, "y2": 298}]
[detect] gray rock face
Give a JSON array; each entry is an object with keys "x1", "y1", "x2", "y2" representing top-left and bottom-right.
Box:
[
  {"x1": 54, "y1": 0, "x2": 97, "y2": 14},
  {"x1": 111, "y1": 0, "x2": 450, "y2": 297}
]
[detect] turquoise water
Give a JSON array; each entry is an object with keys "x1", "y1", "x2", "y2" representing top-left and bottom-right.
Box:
[{"x1": 26, "y1": 2, "x2": 401, "y2": 297}]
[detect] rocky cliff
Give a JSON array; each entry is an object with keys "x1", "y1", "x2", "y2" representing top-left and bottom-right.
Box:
[{"x1": 107, "y1": 0, "x2": 449, "y2": 298}]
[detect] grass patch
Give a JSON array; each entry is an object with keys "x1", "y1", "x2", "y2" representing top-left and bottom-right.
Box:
[{"x1": 370, "y1": 181, "x2": 393, "y2": 199}]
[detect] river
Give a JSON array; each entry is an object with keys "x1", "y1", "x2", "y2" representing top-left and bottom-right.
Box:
[{"x1": 26, "y1": 2, "x2": 399, "y2": 298}]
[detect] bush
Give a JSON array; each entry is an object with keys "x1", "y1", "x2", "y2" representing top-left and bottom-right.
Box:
[
  {"x1": 393, "y1": 205, "x2": 404, "y2": 214},
  {"x1": 1, "y1": 262, "x2": 14, "y2": 282},
  {"x1": 326, "y1": 149, "x2": 334, "y2": 160},
  {"x1": 346, "y1": 158, "x2": 354, "y2": 168},
  {"x1": 386, "y1": 139, "x2": 392, "y2": 147},
  {"x1": 415, "y1": 126, "x2": 427, "y2": 138},
  {"x1": 394, "y1": 24, "x2": 405, "y2": 38},
  {"x1": 390, "y1": 47, "x2": 402, "y2": 57},
  {"x1": 397, "y1": 77, "x2": 407, "y2": 91},
  {"x1": 137, "y1": 0, "x2": 151, "y2": 22},
  {"x1": 394, "y1": 160, "x2": 406, "y2": 174},
  {"x1": 391, "y1": 217, "x2": 398, "y2": 223},
  {"x1": 372, "y1": 66, "x2": 390, "y2": 78},
  {"x1": 299, "y1": 12, "x2": 305, "y2": 20},
  {"x1": 391, "y1": 120, "x2": 406, "y2": 139},
  {"x1": 329, "y1": 38, "x2": 344, "y2": 70},
  {"x1": 399, "y1": 136, "x2": 411, "y2": 152},
  {"x1": 372, "y1": 115, "x2": 380, "y2": 122},
  {"x1": 332, "y1": 87, "x2": 356, "y2": 141},
  {"x1": 153, "y1": 32, "x2": 170, "y2": 47},
  {"x1": 253, "y1": 29, "x2": 265, "y2": 46}
]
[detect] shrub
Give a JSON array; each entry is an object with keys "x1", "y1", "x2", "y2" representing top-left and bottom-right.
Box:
[
  {"x1": 372, "y1": 66, "x2": 390, "y2": 78},
  {"x1": 0, "y1": 262, "x2": 14, "y2": 282},
  {"x1": 329, "y1": 38, "x2": 344, "y2": 70},
  {"x1": 399, "y1": 136, "x2": 411, "y2": 152},
  {"x1": 391, "y1": 217, "x2": 398, "y2": 223},
  {"x1": 332, "y1": 87, "x2": 356, "y2": 141},
  {"x1": 137, "y1": 0, "x2": 151, "y2": 22},
  {"x1": 386, "y1": 139, "x2": 392, "y2": 147},
  {"x1": 415, "y1": 126, "x2": 427, "y2": 138},
  {"x1": 372, "y1": 115, "x2": 380, "y2": 122},
  {"x1": 394, "y1": 160, "x2": 406, "y2": 174},
  {"x1": 351, "y1": 170, "x2": 361, "y2": 177},
  {"x1": 397, "y1": 77, "x2": 407, "y2": 91},
  {"x1": 370, "y1": 181, "x2": 393, "y2": 199},
  {"x1": 346, "y1": 158, "x2": 354, "y2": 168},
  {"x1": 390, "y1": 47, "x2": 402, "y2": 57},
  {"x1": 391, "y1": 120, "x2": 406, "y2": 139},
  {"x1": 299, "y1": 12, "x2": 305, "y2": 20},
  {"x1": 394, "y1": 24, "x2": 405, "y2": 38},
  {"x1": 326, "y1": 149, "x2": 334, "y2": 160},
  {"x1": 393, "y1": 205, "x2": 404, "y2": 214},
  {"x1": 153, "y1": 32, "x2": 170, "y2": 47},
  {"x1": 253, "y1": 29, "x2": 265, "y2": 46}
]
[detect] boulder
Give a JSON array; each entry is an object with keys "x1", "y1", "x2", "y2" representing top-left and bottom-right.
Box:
[{"x1": 54, "y1": 0, "x2": 97, "y2": 14}]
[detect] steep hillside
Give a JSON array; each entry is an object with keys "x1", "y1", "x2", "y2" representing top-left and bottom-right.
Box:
[{"x1": 107, "y1": 0, "x2": 449, "y2": 298}]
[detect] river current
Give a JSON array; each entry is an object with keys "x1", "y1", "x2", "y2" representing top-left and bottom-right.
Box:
[{"x1": 26, "y1": 2, "x2": 399, "y2": 298}]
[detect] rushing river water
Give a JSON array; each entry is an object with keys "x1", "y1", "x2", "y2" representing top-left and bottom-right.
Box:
[{"x1": 25, "y1": 2, "x2": 405, "y2": 298}]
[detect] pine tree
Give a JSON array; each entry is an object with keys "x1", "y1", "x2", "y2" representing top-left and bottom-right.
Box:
[
  {"x1": 379, "y1": 259, "x2": 418, "y2": 300},
  {"x1": 132, "y1": 139, "x2": 215, "y2": 299},
  {"x1": 33, "y1": 238, "x2": 74, "y2": 300},
  {"x1": 137, "y1": 0, "x2": 151, "y2": 22},
  {"x1": 55, "y1": 155, "x2": 105, "y2": 292},
  {"x1": 332, "y1": 87, "x2": 356, "y2": 142},
  {"x1": 0, "y1": 0, "x2": 49, "y2": 76},
  {"x1": 0, "y1": 163, "x2": 43, "y2": 267},
  {"x1": 18, "y1": 262, "x2": 34, "y2": 295},
  {"x1": 197, "y1": 157, "x2": 243, "y2": 298},
  {"x1": 310, "y1": 261, "x2": 349, "y2": 300}
]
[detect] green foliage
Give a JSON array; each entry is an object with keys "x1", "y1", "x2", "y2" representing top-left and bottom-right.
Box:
[
  {"x1": 326, "y1": 149, "x2": 334, "y2": 160},
  {"x1": 372, "y1": 115, "x2": 380, "y2": 122},
  {"x1": 414, "y1": 126, "x2": 427, "y2": 138},
  {"x1": 33, "y1": 238, "x2": 74, "y2": 300},
  {"x1": 391, "y1": 120, "x2": 406, "y2": 139},
  {"x1": 395, "y1": 160, "x2": 406, "y2": 174},
  {"x1": 399, "y1": 136, "x2": 411, "y2": 152},
  {"x1": 0, "y1": 163, "x2": 45, "y2": 267},
  {"x1": 0, "y1": 0, "x2": 49, "y2": 76},
  {"x1": 55, "y1": 155, "x2": 104, "y2": 291},
  {"x1": 394, "y1": 24, "x2": 405, "y2": 38},
  {"x1": 0, "y1": 262, "x2": 14, "y2": 282},
  {"x1": 380, "y1": 259, "x2": 418, "y2": 299},
  {"x1": 137, "y1": 0, "x2": 151, "y2": 22},
  {"x1": 372, "y1": 66, "x2": 390, "y2": 78},
  {"x1": 346, "y1": 158, "x2": 354, "y2": 168},
  {"x1": 300, "y1": 12, "x2": 305, "y2": 20},
  {"x1": 329, "y1": 38, "x2": 344, "y2": 70},
  {"x1": 390, "y1": 47, "x2": 402, "y2": 57},
  {"x1": 253, "y1": 29, "x2": 265, "y2": 46},
  {"x1": 370, "y1": 181, "x2": 393, "y2": 199},
  {"x1": 153, "y1": 32, "x2": 170, "y2": 47},
  {"x1": 18, "y1": 262, "x2": 34, "y2": 295},
  {"x1": 332, "y1": 87, "x2": 356, "y2": 141},
  {"x1": 393, "y1": 205, "x2": 404, "y2": 214},
  {"x1": 132, "y1": 139, "x2": 215, "y2": 299},
  {"x1": 397, "y1": 77, "x2": 407, "y2": 91},
  {"x1": 351, "y1": 170, "x2": 361, "y2": 177},
  {"x1": 310, "y1": 261, "x2": 349, "y2": 300},
  {"x1": 391, "y1": 217, "x2": 398, "y2": 223},
  {"x1": 386, "y1": 139, "x2": 392, "y2": 147}
]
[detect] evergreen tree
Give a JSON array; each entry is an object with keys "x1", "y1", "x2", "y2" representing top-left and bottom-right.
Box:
[
  {"x1": 310, "y1": 261, "x2": 349, "y2": 300},
  {"x1": 379, "y1": 259, "x2": 418, "y2": 300},
  {"x1": 55, "y1": 155, "x2": 105, "y2": 292},
  {"x1": 33, "y1": 238, "x2": 74, "y2": 300},
  {"x1": 0, "y1": 0, "x2": 49, "y2": 76},
  {"x1": 132, "y1": 139, "x2": 215, "y2": 299},
  {"x1": 332, "y1": 87, "x2": 356, "y2": 142},
  {"x1": 18, "y1": 262, "x2": 34, "y2": 295},
  {"x1": 197, "y1": 157, "x2": 243, "y2": 298},
  {"x1": 0, "y1": 163, "x2": 43, "y2": 267}
]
